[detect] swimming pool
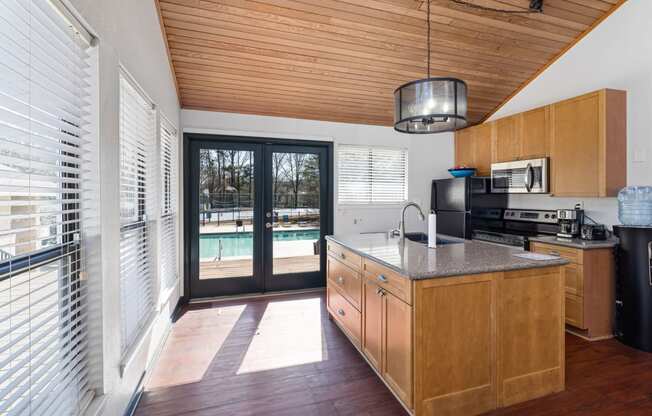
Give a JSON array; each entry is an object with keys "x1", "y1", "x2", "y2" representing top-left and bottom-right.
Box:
[{"x1": 200, "y1": 229, "x2": 320, "y2": 259}]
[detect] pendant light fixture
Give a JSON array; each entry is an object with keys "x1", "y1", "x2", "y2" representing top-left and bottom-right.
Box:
[{"x1": 394, "y1": 0, "x2": 468, "y2": 134}]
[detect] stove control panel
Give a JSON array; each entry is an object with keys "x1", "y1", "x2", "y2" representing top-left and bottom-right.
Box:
[{"x1": 503, "y1": 209, "x2": 558, "y2": 224}]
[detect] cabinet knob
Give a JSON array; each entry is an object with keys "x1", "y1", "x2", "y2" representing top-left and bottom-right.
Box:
[
  {"x1": 377, "y1": 274, "x2": 388, "y2": 283},
  {"x1": 339, "y1": 252, "x2": 346, "y2": 260},
  {"x1": 337, "y1": 276, "x2": 344, "y2": 284},
  {"x1": 337, "y1": 308, "x2": 345, "y2": 317}
]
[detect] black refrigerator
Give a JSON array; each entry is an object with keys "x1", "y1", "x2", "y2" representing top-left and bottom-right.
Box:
[
  {"x1": 613, "y1": 225, "x2": 652, "y2": 352},
  {"x1": 431, "y1": 177, "x2": 507, "y2": 239}
]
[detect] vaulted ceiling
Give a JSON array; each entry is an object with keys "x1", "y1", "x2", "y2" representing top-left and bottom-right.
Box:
[{"x1": 156, "y1": 0, "x2": 624, "y2": 126}]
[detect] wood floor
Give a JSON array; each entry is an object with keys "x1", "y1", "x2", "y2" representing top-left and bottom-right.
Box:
[{"x1": 136, "y1": 291, "x2": 652, "y2": 416}]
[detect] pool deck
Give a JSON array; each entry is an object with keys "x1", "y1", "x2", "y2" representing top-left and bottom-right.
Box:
[{"x1": 200, "y1": 255, "x2": 320, "y2": 279}]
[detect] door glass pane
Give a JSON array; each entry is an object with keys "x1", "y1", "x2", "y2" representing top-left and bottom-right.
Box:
[
  {"x1": 199, "y1": 149, "x2": 255, "y2": 279},
  {"x1": 271, "y1": 152, "x2": 321, "y2": 276}
]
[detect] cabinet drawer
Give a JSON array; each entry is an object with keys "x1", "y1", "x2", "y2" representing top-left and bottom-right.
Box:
[
  {"x1": 531, "y1": 242, "x2": 583, "y2": 265},
  {"x1": 327, "y1": 241, "x2": 362, "y2": 271},
  {"x1": 565, "y1": 294, "x2": 585, "y2": 329},
  {"x1": 563, "y1": 264, "x2": 583, "y2": 297},
  {"x1": 363, "y1": 259, "x2": 412, "y2": 305},
  {"x1": 327, "y1": 286, "x2": 361, "y2": 347},
  {"x1": 327, "y1": 257, "x2": 362, "y2": 311}
]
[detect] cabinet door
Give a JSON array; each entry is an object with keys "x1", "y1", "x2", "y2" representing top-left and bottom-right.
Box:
[
  {"x1": 494, "y1": 115, "x2": 521, "y2": 162},
  {"x1": 454, "y1": 128, "x2": 474, "y2": 168},
  {"x1": 551, "y1": 93, "x2": 600, "y2": 196},
  {"x1": 383, "y1": 292, "x2": 413, "y2": 407},
  {"x1": 520, "y1": 106, "x2": 550, "y2": 159},
  {"x1": 362, "y1": 279, "x2": 383, "y2": 371},
  {"x1": 473, "y1": 123, "x2": 493, "y2": 176}
]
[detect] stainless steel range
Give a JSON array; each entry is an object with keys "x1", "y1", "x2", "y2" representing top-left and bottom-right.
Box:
[{"x1": 471, "y1": 208, "x2": 560, "y2": 249}]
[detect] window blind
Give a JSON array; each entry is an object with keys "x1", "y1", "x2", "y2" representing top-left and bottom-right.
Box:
[
  {"x1": 159, "y1": 116, "x2": 177, "y2": 291},
  {"x1": 0, "y1": 0, "x2": 94, "y2": 414},
  {"x1": 338, "y1": 146, "x2": 409, "y2": 205},
  {"x1": 119, "y1": 71, "x2": 156, "y2": 354}
]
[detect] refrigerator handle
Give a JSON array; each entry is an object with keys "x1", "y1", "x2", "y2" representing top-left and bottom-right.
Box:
[
  {"x1": 431, "y1": 181, "x2": 437, "y2": 212},
  {"x1": 648, "y1": 241, "x2": 651, "y2": 287}
]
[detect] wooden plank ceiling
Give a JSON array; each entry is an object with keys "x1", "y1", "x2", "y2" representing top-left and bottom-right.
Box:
[{"x1": 157, "y1": 0, "x2": 624, "y2": 126}]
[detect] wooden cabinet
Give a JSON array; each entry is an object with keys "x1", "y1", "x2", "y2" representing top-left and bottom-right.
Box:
[
  {"x1": 454, "y1": 122, "x2": 493, "y2": 176},
  {"x1": 493, "y1": 107, "x2": 550, "y2": 163},
  {"x1": 494, "y1": 115, "x2": 521, "y2": 162},
  {"x1": 328, "y1": 242, "x2": 565, "y2": 416},
  {"x1": 383, "y1": 292, "x2": 412, "y2": 406},
  {"x1": 531, "y1": 242, "x2": 615, "y2": 340},
  {"x1": 362, "y1": 276, "x2": 413, "y2": 407},
  {"x1": 454, "y1": 127, "x2": 475, "y2": 168},
  {"x1": 520, "y1": 106, "x2": 550, "y2": 159},
  {"x1": 472, "y1": 123, "x2": 493, "y2": 176},
  {"x1": 362, "y1": 278, "x2": 383, "y2": 371},
  {"x1": 550, "y1": 89, "x2": 626, "y2": 197},
  {"x1": 454, "y1": 89, "x2": 625, "y2": 197}
]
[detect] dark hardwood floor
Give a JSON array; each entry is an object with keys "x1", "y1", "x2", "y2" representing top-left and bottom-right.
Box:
[{"x1": 136, "y1": 291, "x2": 652, "y2": 416}]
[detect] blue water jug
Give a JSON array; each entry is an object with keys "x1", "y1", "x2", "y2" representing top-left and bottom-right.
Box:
[{"x1": 618, "y1": 186, "x2": 652, "y2": 226}]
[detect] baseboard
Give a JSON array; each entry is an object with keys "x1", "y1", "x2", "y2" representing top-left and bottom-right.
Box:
[
  {"x1": 189, "y1": 287, "x2": 325, "y2": 304},
  {"x1": 123, "y1": 372, "x2": 145, "y2": 416},
  {"x1": 565, "y1": 326, "x2": 614, "y2": 342}
]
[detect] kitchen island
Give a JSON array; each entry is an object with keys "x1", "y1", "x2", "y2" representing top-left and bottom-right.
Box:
[{"x1": 325, "y1": 233, "x2": 568, "y2": 416}]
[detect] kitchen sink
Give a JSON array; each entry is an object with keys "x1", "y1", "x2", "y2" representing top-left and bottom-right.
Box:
[{"x1": 403, "y1": 232, "x2": 462, "y2": 246}]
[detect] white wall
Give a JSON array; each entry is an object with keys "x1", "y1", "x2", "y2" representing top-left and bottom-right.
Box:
[
  {"x1": 66, "y1": 1, "x2": 181, "y2": 415},
  {"x1": 182, "y1": 110, "x2": 454, "y2": 234},
  {"x1": 488, "y1": 0, "x2": 651, "y2": 227}
]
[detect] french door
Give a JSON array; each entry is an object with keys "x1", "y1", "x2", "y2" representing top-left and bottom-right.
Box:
[{"x1": 187, "y1": 136, "x2": 332, "y2": 299}]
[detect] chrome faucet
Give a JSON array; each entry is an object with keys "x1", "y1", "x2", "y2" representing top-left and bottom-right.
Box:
[{"x1": 391, "y1": 202, "x2": 426, "y2": 240}]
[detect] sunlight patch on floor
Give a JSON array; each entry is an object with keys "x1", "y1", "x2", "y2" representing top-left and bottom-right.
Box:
[
  {"x1": 146, "y1": 304, "x2": 247, "y2": 389},
  {"x1": 237, "y1": 297, "x2": 327, "y2": 374}
]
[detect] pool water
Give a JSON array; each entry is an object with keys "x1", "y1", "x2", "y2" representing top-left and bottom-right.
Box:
[{"x1": 200, "y1": 229, "x2": 320, "y2": 259}]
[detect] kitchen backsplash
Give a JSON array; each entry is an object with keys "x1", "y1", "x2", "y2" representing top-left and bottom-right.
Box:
[{"x1": 507, "y1": 194, "x2": 619, "y2": 229}]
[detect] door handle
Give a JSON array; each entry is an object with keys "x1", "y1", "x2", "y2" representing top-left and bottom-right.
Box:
[{"x1": 524, "y1": 163, "x2": 534, "y2": 192}]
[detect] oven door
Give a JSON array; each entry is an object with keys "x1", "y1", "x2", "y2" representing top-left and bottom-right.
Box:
[{"x1": 491, "y1": 158, "x2": 549, "y2": 194}]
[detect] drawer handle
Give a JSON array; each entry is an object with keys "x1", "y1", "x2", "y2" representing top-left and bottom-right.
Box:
[
  {"x1": 549, "y1": 250, "x2": 560, "y2": 256},
  {"x1": 377, "y1": 274, "x2": 388, "y2": 283},
  {"x1": 337, "y1": 308, "x2": 345, "y2": 317},
  {"x1": 375, "y1": 287, "x2": 386, "y2": 297},
  {"x1": 339, "y1": 252, "x2": 346, "y2": 260},
  {"x1": 337, "y1": 276, "x2": 344, "y2": 284}
]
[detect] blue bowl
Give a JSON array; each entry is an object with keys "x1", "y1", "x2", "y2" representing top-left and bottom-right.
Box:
[{"x1": 448, "y1": 168, "x2": 476, "y2": 178}]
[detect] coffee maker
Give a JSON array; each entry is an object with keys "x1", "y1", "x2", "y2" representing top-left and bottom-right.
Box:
[{"x1": 557, "y1": 208, "x2": 584, "y2": 238}]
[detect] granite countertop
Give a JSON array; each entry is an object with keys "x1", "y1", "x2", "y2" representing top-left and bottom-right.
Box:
[
  {"x1": 528, "y1": 235, "x2": 619, "y2": 250},
  {"x1": 326, "y1": 233, "x2": 568, "y2": 280}
]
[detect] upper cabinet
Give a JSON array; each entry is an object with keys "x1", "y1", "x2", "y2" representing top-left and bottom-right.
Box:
[
  {"x1": 550, "y1": 89, "x2": 626, "y2": 197},
  {"x1": 494, "y1": 115, "x2": 521, "y2": 162},
  {"x1": 520, "y1": 106, "x2": 550, "y2": 160},
  {"x1": 454, "y1": 122, "x2": 493, "y2": 177},
  {"x1": 494, "y1": 107, "x2": 550, "y2": 162},
  {"x1": 454, "y1": 89, "x2": 626, "y2": 198}
]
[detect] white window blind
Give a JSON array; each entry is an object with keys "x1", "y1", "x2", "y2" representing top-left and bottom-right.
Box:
[
  {"x1": 119, "y1": 71, "x2": 156, "y2": 354},
  {"x1": 159, "y1": 116, "x2": 177, "y2": 291},
  {"x1": 0, "y1": 0, "x2": 94, "y2": 415},
  {"x1": 338, "y1": 146, "x2": 409, "y2": 205}
]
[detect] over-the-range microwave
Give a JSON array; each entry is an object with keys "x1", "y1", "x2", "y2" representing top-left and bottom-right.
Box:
[{"x1": 490, "y1": 158, "x2": 549, "y2": 194}]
